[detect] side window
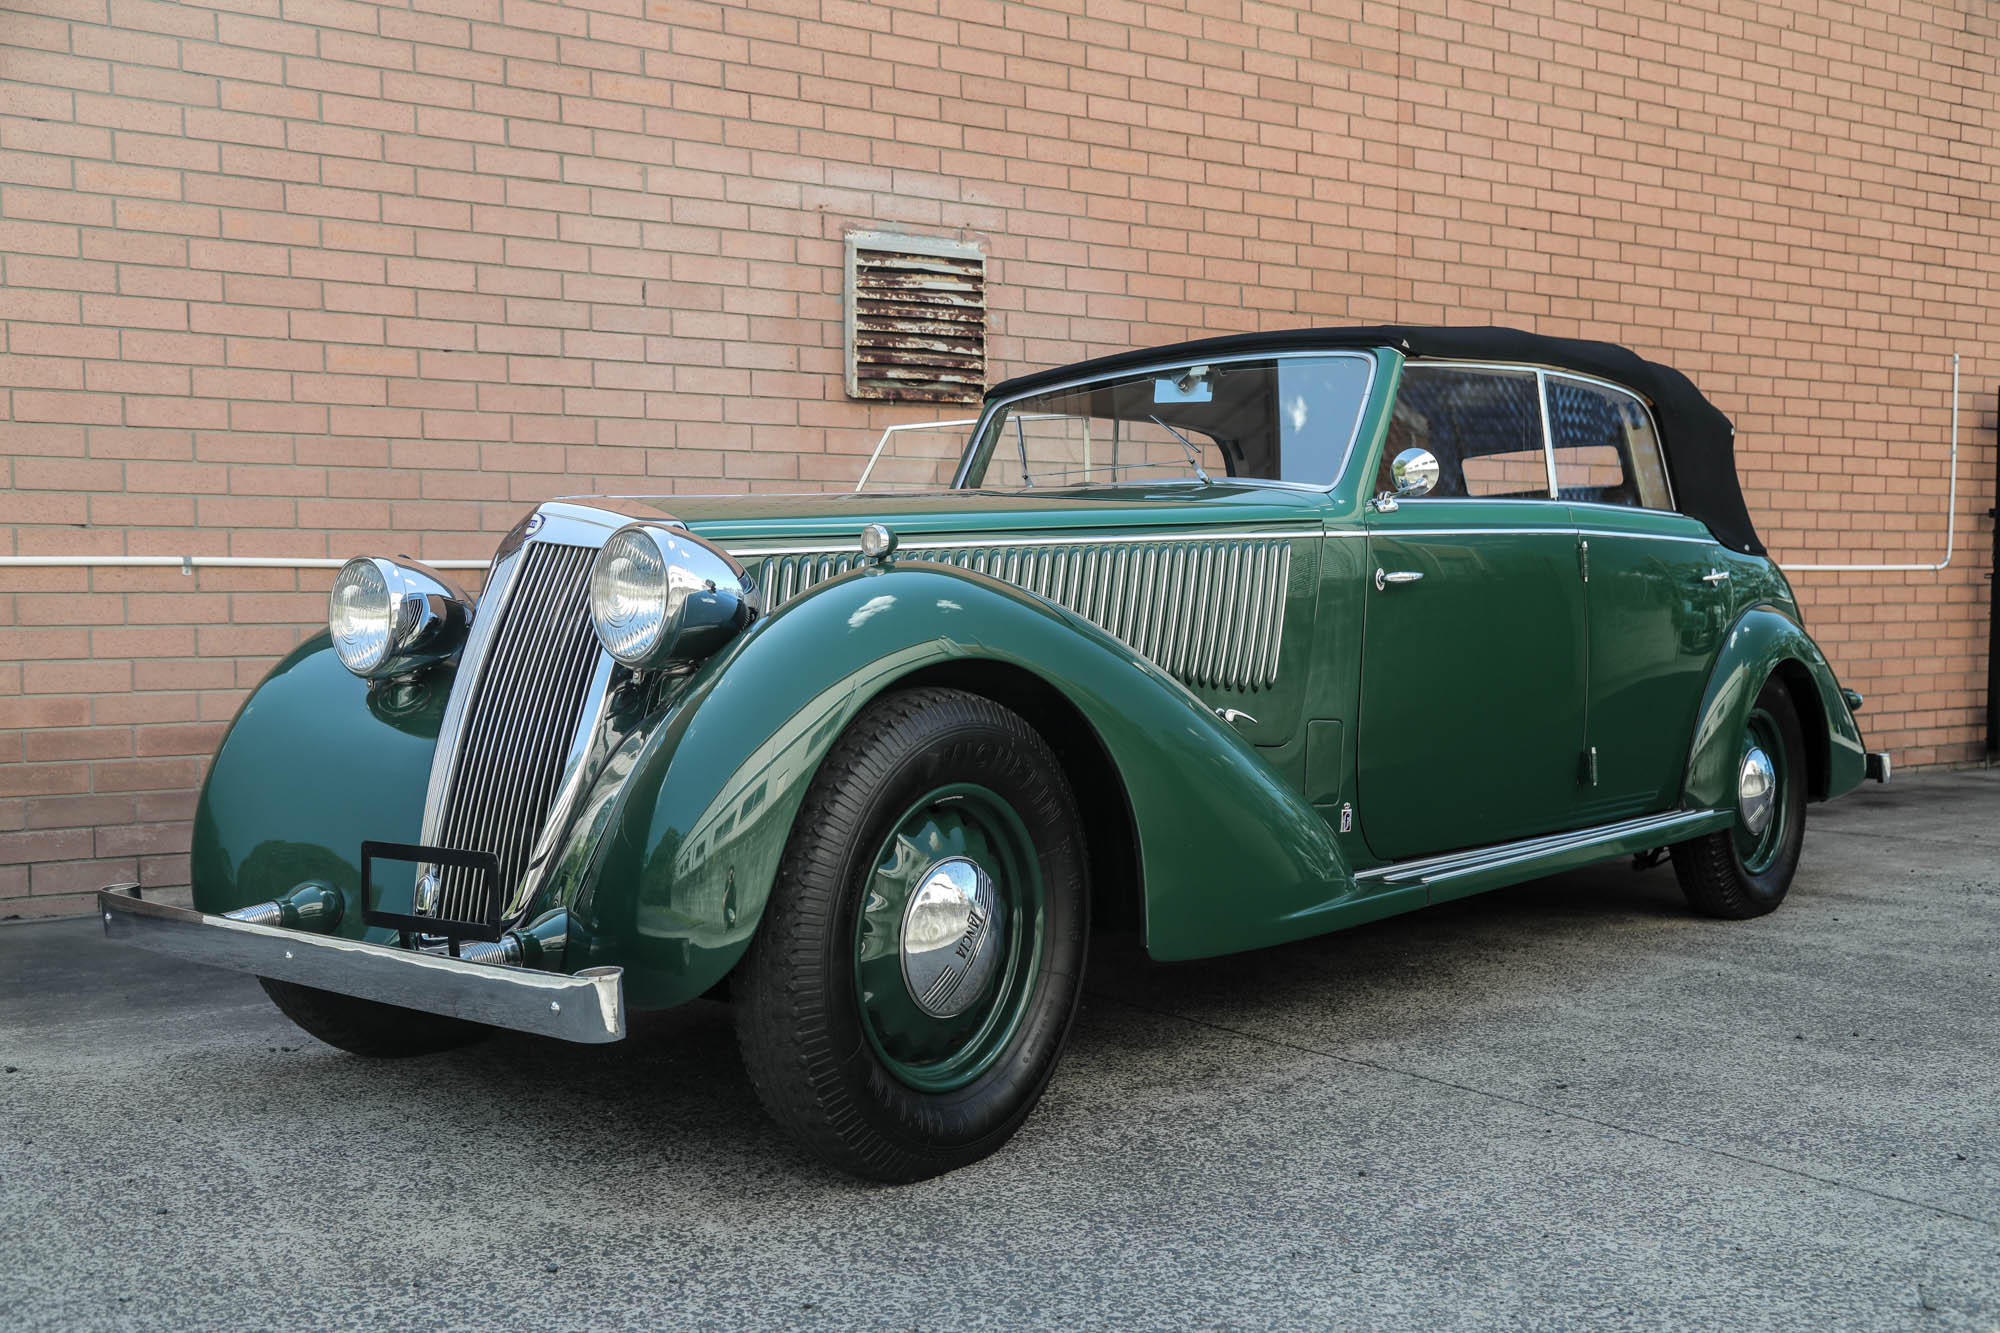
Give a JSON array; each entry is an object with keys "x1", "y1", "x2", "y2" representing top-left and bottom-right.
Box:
[
  {"x1": 1376, "y1": 366, "x2": 1548, "y2": 500},
  {"x1": 1546, "y1": 376, "x2": 1671, "y2": 509}
]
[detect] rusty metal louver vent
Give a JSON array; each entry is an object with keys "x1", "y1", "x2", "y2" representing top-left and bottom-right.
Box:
[{"x1": 844, "y1": 231, "x2": 986, "y2": 404}]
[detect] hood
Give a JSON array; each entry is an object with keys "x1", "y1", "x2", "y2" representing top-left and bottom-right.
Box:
[{"x1": 563, "y1": 482, "x2": 1329, "y2": 549}]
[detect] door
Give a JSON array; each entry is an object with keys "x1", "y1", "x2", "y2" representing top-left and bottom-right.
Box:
[
  {"x1": 1547, "y1": 373, "x2": 1730, "y2": 821},
  {"x1": 1356, "y1": 365, "x2": 1589, "y2": 861}
]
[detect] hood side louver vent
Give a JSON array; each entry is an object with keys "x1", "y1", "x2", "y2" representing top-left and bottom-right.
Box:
[
  {"x1": 844, "y1": 231, "x2": 986, "y2": 404},
  {"x1": 749, "y1": 537, "x2": 1294, "y2": 692}
]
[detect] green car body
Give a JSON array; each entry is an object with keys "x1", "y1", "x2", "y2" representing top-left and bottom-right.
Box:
[{"x1": 179, "y1": 330, "x2": 1872, "y2": 1025}]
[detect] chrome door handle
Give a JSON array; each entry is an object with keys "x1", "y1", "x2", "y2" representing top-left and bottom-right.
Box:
[
  {"x1": 1700, "y1": 569, "x2": 1730, "y2": 584},
  {"x1": 1375, "y1": 568, "x2": 1424, "y2": 591}
]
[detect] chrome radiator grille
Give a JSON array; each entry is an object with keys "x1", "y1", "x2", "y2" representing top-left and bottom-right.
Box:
[
  {"x1": 429, "y1": 542, "x2": 602, "y2": 924},
  {"x1": 751, "y1": 537, "x2": 1294, "y2": 691}
]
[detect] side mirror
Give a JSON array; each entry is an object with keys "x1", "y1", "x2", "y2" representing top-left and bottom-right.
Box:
[{"x1": 1390, "y1": 447, "x2": 1439, "y2": 498}]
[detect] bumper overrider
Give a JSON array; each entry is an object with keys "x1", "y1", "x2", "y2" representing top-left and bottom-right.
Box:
[{"x1": 97, "y1": 889, "x2": 625, "y2": 1044}]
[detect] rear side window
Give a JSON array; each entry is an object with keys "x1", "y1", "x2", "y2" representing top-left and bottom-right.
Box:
[
  {"x1": 1375, "y1": 366, "x2": 1549, "y2": 500},
  {"x1": 1546, "y1": 375, "x2": 1671, "y2": 509}
]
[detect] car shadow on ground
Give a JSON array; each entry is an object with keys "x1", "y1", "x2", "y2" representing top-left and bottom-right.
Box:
[{"x1": 154, "y1": 856, "x2": 1704, "y2": 1190}]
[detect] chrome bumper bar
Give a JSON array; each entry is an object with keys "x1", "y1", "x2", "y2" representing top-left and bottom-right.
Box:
[{"x1": 97, "y1": 891, "x2": 625, "y2": 1044}]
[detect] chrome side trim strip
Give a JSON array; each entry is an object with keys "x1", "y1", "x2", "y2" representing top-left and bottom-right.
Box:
[
  {"x1": 1355, "y1": 810, "x2": 1722, "y2": 885},
  {"x1": 98, "y1": 892, "x2": 625, "y2": 1044},
  {"x1": 1367, "y1": 525, "x2": 1716, "y2": 545},
  {"x1": 725, "y1": 527, "x2": 1331, "y2": 558}
]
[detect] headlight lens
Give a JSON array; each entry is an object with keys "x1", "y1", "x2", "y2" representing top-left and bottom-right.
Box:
[
  {"x1": 328, "y1": 556, "x2": 471, "y2": 679},
  {"x1": 330, "y1": 557, "x2": 395, "y2": 674},
  {"x1": 586, "y1": 524, "x2": 756, "y2": 669}
]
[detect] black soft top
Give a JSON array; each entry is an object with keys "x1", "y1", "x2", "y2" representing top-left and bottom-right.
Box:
[{"x1": 985, "y1": 325, "x2": 1762, "y2": 555}]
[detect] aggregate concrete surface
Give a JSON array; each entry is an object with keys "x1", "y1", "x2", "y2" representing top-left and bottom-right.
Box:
[{"x1": 2, "y1": 771, "x2": 1995, "y2": 1331}]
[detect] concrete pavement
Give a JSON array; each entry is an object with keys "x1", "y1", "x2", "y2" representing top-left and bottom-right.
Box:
[{"x1": 2, "y1": 770, "x2": 1995, "y2": 1330}]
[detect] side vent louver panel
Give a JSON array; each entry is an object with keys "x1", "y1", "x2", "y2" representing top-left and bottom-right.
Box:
[
  {"x1": 844, "y1": 231, "x2": 986, "y2": 404},
  {"x1": 751, "y1": 538, "x2": 1293, "y2": 692}
]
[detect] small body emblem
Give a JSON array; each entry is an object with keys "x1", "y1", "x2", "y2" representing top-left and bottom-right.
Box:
[
  {"x1": 523, "y1": 512, "x2": 545, "y2": 537},
  {"x1": 1339, "y1": 802, "x2": 1353, "y2": 833}
]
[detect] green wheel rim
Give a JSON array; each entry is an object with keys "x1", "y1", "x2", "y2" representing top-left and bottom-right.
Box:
[
  {"x1": 852, "y1": 783, "x2": 1044, "y2": 1092},
  {"x1": 1734, "y1": 707, "x2": 1790, "y2": 874}
]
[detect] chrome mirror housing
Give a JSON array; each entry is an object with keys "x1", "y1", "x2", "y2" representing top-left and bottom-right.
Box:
[
  {"x1": 328, "y1": 557, "x2": 473, "y2": 680},
  {"x1": 1390, "y1": 447, "x2": 1440, "y2": 498}
]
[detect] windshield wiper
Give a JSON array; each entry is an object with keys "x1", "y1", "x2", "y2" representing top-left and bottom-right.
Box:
[{"x1": 1148, "y1": 416, "x2": 1213, "y2": 485}]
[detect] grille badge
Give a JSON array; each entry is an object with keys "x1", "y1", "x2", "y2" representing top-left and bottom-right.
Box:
[{"x1": 899, "y1": 857, "x2": 1001, "y2": 1019}]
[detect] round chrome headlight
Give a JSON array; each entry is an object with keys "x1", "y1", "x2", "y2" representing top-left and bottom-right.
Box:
[
  {"x1": 587, "y1": 524, "x2": 756, "y2": 669},
  {"x1": 328, "y1": 556, "x2": 472, "y2": 679}
]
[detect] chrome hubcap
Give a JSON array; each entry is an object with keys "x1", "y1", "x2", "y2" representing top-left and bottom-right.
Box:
[
  {"x1": 1738, "y1": 746, "x2": 1777, "y2": 836},
  {"x1": 899, "y1": 857, "x2": 1002, "y2": 1019}
]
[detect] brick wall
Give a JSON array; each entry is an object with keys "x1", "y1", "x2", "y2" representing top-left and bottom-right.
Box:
[{"x1": 2, "y1": 0, "x2": 1995, "y2": 917}]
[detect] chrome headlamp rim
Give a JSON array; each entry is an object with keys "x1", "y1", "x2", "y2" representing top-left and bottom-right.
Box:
[
  {"x1": 585, "y1": 523, "x2": 757, "y2": 670},
  {"x1": 328, "y1": 555, "x2": 473, "y2": 680}
]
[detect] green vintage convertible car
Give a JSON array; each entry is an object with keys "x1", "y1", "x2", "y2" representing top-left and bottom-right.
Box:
[{"x1": 101, "y1": 326, "x2": 1887, "y2": 1180}]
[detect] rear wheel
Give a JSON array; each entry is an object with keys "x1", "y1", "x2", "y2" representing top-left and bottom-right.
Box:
[
  {"x1": 259, "y1": 978, "x2": 490, "y2": 1057},
  {"x1": 1671, "y1": 678, "x2": 1808, "y2": 919},
  {"x1": 733, "y1": 686, "x2": 1089, "y2": 1182}
]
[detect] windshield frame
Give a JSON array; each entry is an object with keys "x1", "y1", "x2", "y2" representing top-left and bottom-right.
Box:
[{"x1": 952, "y1": 348, "x2": 1382, "y2": 492}]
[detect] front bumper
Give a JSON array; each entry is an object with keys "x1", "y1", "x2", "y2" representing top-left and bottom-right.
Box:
[{"x1": 98, "y1": 890, "x2": 625, "y2": 1044}]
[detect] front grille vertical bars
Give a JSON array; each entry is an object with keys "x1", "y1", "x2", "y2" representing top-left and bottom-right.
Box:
[{"x1": 427, "y1": 542, "x2": 603, "y2": 925}]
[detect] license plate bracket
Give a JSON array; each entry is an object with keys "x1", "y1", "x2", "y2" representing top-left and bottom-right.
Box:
[{"x1": 359, "y1": 840, "x2": 503, "y2": 951}]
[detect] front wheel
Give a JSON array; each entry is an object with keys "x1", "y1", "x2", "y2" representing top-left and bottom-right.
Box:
[
  {"x1": 733, "y1": 687, "x2": 1090, "y2": 1182},
  {"x1": 1671, "y1": 677, "x2": 1808, "y2": 919}
]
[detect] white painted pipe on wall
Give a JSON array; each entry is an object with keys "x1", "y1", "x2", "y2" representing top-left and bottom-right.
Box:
[
  {"x1": 1783, "y1": 351, "x2": 1961, "y2": 574},
  {"x1": 0, "y1": 355, "x2": 1970, "y2": 576}
]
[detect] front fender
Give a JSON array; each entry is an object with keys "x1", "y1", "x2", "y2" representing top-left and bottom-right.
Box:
[
  {"x1": 561, "y1": 563, "x2": 1356, "y2": 1009},
  {"x1": 190, "y1": 632, "x2": 447, "y2": 937},
  {"x1": 1682, "y1": 605, "x2": 1866, "y2": 812}
]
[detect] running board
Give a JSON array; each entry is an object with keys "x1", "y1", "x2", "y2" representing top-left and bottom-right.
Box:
[{"x1": 1355, "y1": 809, "x2": 1734, "y2": 904}]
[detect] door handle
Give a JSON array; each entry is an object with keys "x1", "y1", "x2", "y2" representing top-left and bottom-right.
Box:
[
  {"x1": 1700, "y1": 569, "x2": 1730, "y2": 584},
  {"x1": 1375, "y1": 568, "x2": 1424, "y2": 591}
]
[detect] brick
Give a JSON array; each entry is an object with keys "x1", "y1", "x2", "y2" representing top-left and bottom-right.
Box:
[{"x1": 0, "y1": 0, "x2": 1996, "y2": 921}]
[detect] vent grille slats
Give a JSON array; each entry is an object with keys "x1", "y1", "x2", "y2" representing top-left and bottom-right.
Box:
[
  {"x1": 429, "y1": 542, "x2": 602, "y2": 925},
  {"x1": 846, "y1": 232, "x2": 986, "y2": 403},
  {"x1": 749, "y1": 538, "x2": 1293, "y2": 692}
]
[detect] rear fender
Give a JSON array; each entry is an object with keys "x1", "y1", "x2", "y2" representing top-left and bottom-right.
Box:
[
  {"x1": 561, "y1": 563, "x2": 1355, "y2": 1009},
  {"x1": 1682, "y1": 604, "x2": 1866, "y2": 811}
]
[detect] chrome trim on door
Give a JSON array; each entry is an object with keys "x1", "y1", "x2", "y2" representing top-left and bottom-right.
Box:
[{"x1": 1354, "y1": 809, "x2": 1726, "y2": 887}]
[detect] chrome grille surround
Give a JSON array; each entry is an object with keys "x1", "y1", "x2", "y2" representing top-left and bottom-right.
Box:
[
  {"x1": 749, "y1": 533, "x2": 1296, "y2": 692},
  {"x1": 416, "y1": 503, "x2": 632, "y2": 927}
]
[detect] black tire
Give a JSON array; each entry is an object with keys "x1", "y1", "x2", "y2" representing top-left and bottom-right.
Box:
[
  {"x1": 1671, "y1": 678, "x2": 1808, "y2": 919},
  {"x1": 258, "y1": 978, "x2": 489, "y2": 1057},
  {"x1": 733, "y1": 686, "x2": 1089, "y2": 1182}
]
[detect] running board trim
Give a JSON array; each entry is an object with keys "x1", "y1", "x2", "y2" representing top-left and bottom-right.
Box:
[{"x1": 1355, "y1": 809, "x2": 1733, "y2": 892}]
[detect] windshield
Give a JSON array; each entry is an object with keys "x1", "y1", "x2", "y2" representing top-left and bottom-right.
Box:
[{"x1": 959, "y1": 352, "x2": 1376, "y2": 490}]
